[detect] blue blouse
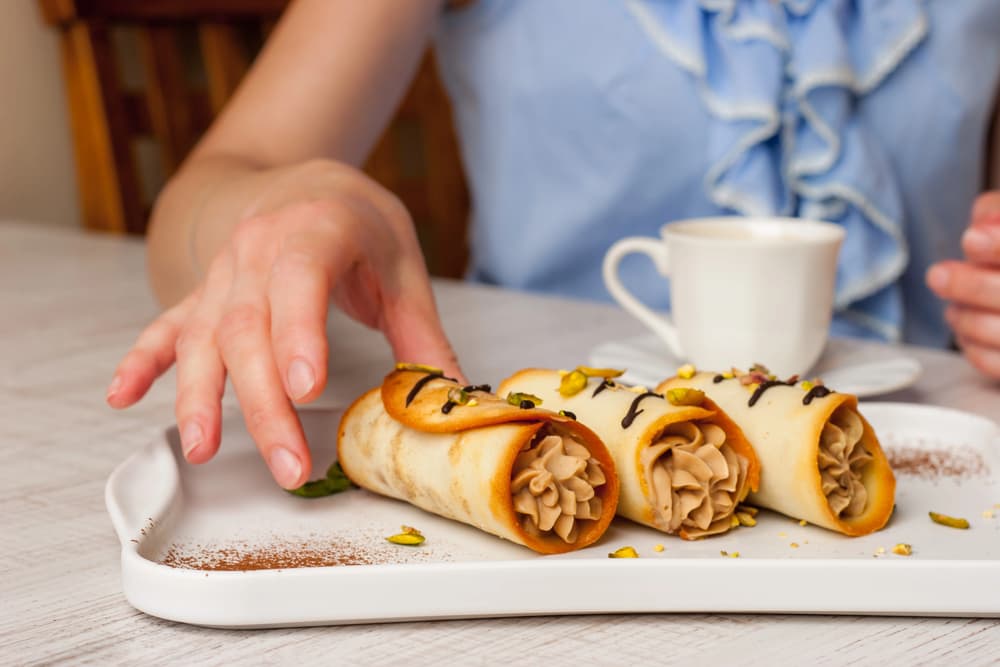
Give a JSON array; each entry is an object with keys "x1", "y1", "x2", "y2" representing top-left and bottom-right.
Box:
[{"x1": 435, "y1": 0, "x2": 1000, "y2": 346}]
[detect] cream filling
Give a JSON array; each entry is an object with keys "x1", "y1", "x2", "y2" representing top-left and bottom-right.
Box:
[
  {"x1": 511, "y1": 433, "x2": 606, "y2": 544},
  {"x1": 640, "y1": 421, "x2": 747, "y2": 538},
  {"x1": 819, "y1": 406, "x2": 873, "y2": 518}
]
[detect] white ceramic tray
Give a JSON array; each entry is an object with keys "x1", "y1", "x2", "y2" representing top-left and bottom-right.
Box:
[{"x1": 107, "y1": 404, "x2": 1000, "y2": 627}]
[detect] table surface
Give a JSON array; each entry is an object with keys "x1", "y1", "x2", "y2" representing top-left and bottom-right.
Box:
[{"x1": 2, "y1": 221, "x2": 999, "y2": 665}]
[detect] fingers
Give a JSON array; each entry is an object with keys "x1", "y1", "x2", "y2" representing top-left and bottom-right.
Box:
[
  {"x1": 961, "y1": 225, "x2": 1000, "y2": 267},
  {"x1": 971, "y1": 191, "x2": 1000, "y2": 227},
  {"x1": 107, "y1": 296, "x2": 195, "y2": 408},
  {"x1": 954, "y1": 336, "x2": 1000, "y2": 379},
  {"x1": 926, "y1": 261, "x2": 1000, "y2": 311},
  {"x1": 381, "y1": 287, "x2": 464, "y2": 382},
  {"x1": 269, "y1": 233, "x2": 331, "y2": 404},
  {"x1": 173, "y1": 253, "x2": 232, "y2": 464},
  {"x1": 217, "y1": 229, "x2": 311, "y2": 489}
]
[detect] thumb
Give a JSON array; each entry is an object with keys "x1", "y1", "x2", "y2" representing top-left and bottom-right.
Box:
[{"x1": 381, "y1": 290, "x2": 466, "y2": 383}]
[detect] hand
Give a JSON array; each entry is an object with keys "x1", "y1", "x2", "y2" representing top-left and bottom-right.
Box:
[
  {"x1": 927, "y1": 191, "x2": 1000, "y2": 379},
  {"x1": 106, "y1": 161, "x2": 461, "y2": 488}
]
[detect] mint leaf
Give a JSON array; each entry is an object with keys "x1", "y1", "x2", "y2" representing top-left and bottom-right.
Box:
[{"x1": 286, "y1": 461, "x2": 355, "y2": 498}]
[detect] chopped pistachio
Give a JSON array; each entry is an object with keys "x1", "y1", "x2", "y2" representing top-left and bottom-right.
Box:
[
  {"x1": 719, "y1": 550, "x2": 728, "y2": 557},
  {"x1": 577, "y1": 366, "x2": 625, "y2": 379},
  {"x1": 875, "y1": 546, "x2": 886, "y2": 556},
  {"x1": 722, "y1": 371, "x2": 735, "y2": 379},
  {"x1": 730, "y1": 515, "x2": 741, "y2": 528},
  {"x1": 395, "y1": 362, "x2": 443, "y2": 374},
  {"x1": 729, "y1": 551, "x2": 740, "y2": 558},
  {"x1": 777, "y1": 531, "x2": 787, "y2": 538},
  {"x1": 982, "y1": 510, "x2": 995, "y2": 519},
  {"x1": 466, "y1": 399, "x2": 479, "y2": 407},
  {"x1": 790, "y1": 542, "x2": 800, "y2": 549},
  {"x1": 400, "y1": 525, "x2": 422, "y2": 536},
  {"x1": 676, "y1": 364, "x2": 697, "y2": 379},
  {"x1": 387, "y1": 532, "x2": 425, "y2": 546},
  {"x1": 558, "y1": 370, "x2": 588, "y2": 397},
  {"x1": 506, "y1": 392, "x2": 542, "y2": 408},
  {"x1": 666, "y1": 387, "x2": 705, "y2": 407},
  {"x1": 653, "y1": 544, "x2": 664, "y2": 553},
  {"x1": 801, "y1": 380, "x2": 815, "y2": 391},
  {"x1": 736, "y1": 512, "x2": 757, "y2": 527},
  {"x1": 447, "y1": 387, "x2": 470, "y2": 406},
  {"x1": 929, "y1": 511, "x2": 970, "y2": 529},
  {"x1": 737, "y1": 505, "x2": 759, "y2": 517},
  {"x1": 892, "y1": 543, "x2": 913, "y2": 556},
  {"x1": 608, "y1": 546, "x2": 639, "y2": 559},
  {"x1": 798, "y1": 519, "x2": 808, "y2": 526}
]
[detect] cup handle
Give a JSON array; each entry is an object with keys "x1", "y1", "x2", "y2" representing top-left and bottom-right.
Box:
[{"x1": 602, "y1": 237, "x2": 684, "y2": 360}]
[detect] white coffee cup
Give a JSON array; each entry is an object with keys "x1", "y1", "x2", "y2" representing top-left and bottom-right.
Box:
[{"x1": 603, "y1": 217, "x2": 845, "y2": 378}]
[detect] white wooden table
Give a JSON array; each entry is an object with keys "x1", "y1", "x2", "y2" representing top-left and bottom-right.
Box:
[{"x1": 2, "y1": 221, "x2": 998, "y2": 665}]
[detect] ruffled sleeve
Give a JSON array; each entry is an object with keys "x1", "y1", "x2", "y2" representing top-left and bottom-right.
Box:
[{"x1": 625, "y1": 0, "x2": 929, "y2": 340}]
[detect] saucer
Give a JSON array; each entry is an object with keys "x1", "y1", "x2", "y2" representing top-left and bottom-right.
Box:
[{"x1": 588, "y1": 333, "x2": 922, "y2": 398}]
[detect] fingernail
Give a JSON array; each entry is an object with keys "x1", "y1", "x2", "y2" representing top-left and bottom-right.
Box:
[
  {"x1": 963, "y1": 228, "x2": 995, "y2": 256},
  {"x1": 926, "y1": 265, "x2": 950, "y2": 292},
  {"x1": 181, "y1": 422, "x2": 203, "y2": 459},
  {"x1": 287, "y1": 358, "x2": 315, "y2": 401},
  {"x1": 106, "y1": 374, "x2": 122, "y2": 400},
  {"x1": 269, "y1": 447, "x2": 302, "y2": 489}
]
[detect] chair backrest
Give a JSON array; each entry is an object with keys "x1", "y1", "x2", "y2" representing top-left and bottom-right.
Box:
[{"x1": 39, "y1": 0, "x2": 470, "y2": 278}]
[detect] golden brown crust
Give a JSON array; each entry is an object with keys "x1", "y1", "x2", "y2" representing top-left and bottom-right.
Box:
[
  {"x1": 654, "y1": 374, "x2": 894, "y2": 536},
  {"x1": 382, "y1": 369, "x2": 575, "y2": 433},
  {"x1": 341, "y1": 370, "x2": 619, "y2": 555}
]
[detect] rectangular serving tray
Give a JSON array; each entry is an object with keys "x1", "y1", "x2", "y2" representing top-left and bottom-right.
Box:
[{"x1": 106, "y1": 403, "x2": 1000, "y2": 627}]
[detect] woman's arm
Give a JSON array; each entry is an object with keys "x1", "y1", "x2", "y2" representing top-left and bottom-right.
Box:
[
  {"x1": 110, "y1": 0, "x2": 461, "y2": 490},
  {"x1": 148, "y1": 0, "x2": 446, "y2": 305}
]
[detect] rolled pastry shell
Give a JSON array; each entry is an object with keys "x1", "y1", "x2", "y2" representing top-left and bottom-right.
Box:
[
  {"x1": 657, "y1": 372, "x2": 895, "y2": 536},
  {"x1": 336, "y1": 370, "x2": 619, "y2": 554},
  {"x1": 499, "y1": 369, "x2": 760, "y2": 539}
]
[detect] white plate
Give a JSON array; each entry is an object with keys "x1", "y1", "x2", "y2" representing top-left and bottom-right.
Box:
[
  {"x1": 107, "y1": 404, "x2": 1000, "y2": 627},
  {"x1": 589, "y1": 333, "x2": 922, "y2": 397}
]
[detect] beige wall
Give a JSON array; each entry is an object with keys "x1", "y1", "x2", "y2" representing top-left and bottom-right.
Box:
[{"x1": 0, "y1": 3, "x2": 79, "y2": 226}]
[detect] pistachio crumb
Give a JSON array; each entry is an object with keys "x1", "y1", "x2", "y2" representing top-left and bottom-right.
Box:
[
  {"x1": 677, "y1": 364, "x2": 696, "y2": 379},
  {"x1": 466, "y1": 398, "x2": 479, "y2": 407},
  {"x1": 777, "y1": 532, "x2": 787, "y2": 538},
  {"x1": 609, "y1": 546, "x2": 639, "y2": 559},
  {"x1": 801, "y1": 380, "x2": 814, "y2": 391},
  {"x1": 666, "y1": 387, "x2": 705, "y2": 407},
  {"x1": 719, "y1": 550, "x2": 728, "y2": 557},
  {"x1": 736, "y1": 512, "x2": 757, "y2": 527},
  {"x1": 737, "y1": 505, "x2": 759, "y2": 516},
  {"x1": 929, "y1": 511, "x2": 970, "y2": 529},
  {"x1": 722, "y1": 371, "x2": 735, "y2": 379},
  {"x1": 892, "y1": 543, "x2": 913, "y2": 556},
  {"x1": 875, "y1": 546, "x2": 886, "y2": 556},
  {"x1": 653, "y1": 544, "x2": 664, "y2": 553},
  {"x1": 798, "y1": 519, "x2": 807, "y2": 526},
  {"x1": 730, "y1": 515, "x2": 741, "y2": 528},
  {"x1": 983, "y1": 510, "x2": 995, "y2": 519},
  {"x1": 729, "y1": 551, "x2": 740, "y2": 558},
  {"x1": 790, "y1": 542, "x2": 800, "y2": 549}
]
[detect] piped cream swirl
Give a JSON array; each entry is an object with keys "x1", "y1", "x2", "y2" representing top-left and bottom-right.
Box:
[
  {"x1": 511, "y1": 432, "x2": 606, "y2": 543},
  {"x1": 819, "y1": 406, "x2": 872, "y2": 518},
  {"x1": 640, "y1": 421, "x2": 748, "y2": 538}
]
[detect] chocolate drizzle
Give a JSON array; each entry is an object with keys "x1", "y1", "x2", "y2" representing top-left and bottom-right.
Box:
[
  {"x1": 519, "y1": 400, "x2": 535, "y2": 410},
  {"x1": 748, "y1": 379, "x2": 795, "y2": 407},
  {"x1": 712, "y1": 374, "x2": 725, "y2": 384},
  {"x1": 405, "y1": 372, "x2": 456, "y2": 406},
  {"x1": 592, "y1": 379, "x2": 614, "y2": 397},
  {"x1": 441, "y1": 401, "x2": 457, "y2": 414},
  {"x1": 803, "y1": 385, "x2": 833, "y2": 405},
  {"x1": 559, "y1": 410, "x2": 577, "y2": 421},
  {"x1": 622, "y1": 392, "x2": 662, "y2": 429}
]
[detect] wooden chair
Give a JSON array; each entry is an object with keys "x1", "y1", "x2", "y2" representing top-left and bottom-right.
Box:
[{"x1": 38, "y1": 0, "x2": 470, "y2": 278}]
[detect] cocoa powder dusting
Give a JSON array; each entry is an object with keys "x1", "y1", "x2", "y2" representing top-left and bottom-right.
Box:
[
  {"x1": 161, "y1": 536, "x2": 436, "y2": 571},
  {"x1": 884, "y1": 439, "x2": 989, "y2": 481}
]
